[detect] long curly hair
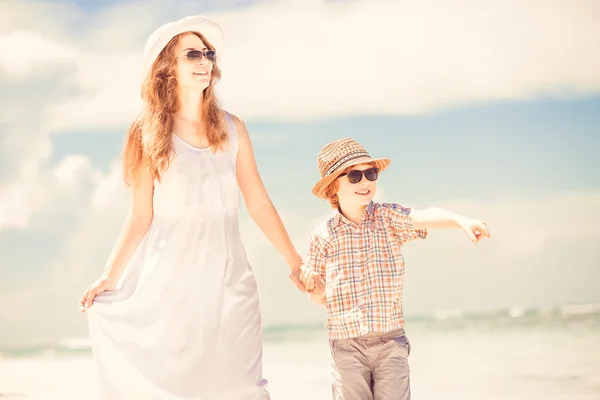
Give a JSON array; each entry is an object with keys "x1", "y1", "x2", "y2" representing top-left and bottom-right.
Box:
[{"x1": 122, "y1": 32, "x2": 226, "y2": 185}]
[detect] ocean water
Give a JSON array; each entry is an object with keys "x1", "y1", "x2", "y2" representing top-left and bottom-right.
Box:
[{"x1": 1, "y1": 305, "x2": 599, "y2": 399}]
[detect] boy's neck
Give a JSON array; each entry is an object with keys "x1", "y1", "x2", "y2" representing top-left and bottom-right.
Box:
[{"x1": 338, "y1": 203, "x2": 368, "y2": 226}]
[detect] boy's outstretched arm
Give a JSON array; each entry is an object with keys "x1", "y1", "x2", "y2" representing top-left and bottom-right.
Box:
[{"x1": 411, "y1": 207, "x2": 491, "y2": 245}]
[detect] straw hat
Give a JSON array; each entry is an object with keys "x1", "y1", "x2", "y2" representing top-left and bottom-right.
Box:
[
  {"x1": 312, "y1": 137, "x2": 391, "y2": 199},
  {"x1": 141, "y1": 15, "x2": 223, "y2": 83}
]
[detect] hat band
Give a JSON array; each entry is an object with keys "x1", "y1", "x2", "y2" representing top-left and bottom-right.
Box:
[{"x1": 323, "y1": 150, "x2": 371, "y2": 177}]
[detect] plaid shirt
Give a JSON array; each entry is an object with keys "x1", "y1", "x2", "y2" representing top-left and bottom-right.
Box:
[{"x1": 307, "y1": 201, "x2": 428, "y2": 340}]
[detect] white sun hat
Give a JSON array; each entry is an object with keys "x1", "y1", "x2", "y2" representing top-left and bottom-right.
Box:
[{"x1": 141, "y1": 15, "x2": 223, "y2": 82}]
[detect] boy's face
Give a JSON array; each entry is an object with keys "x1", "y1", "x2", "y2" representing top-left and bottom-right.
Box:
[{"x1": 336, "y1": 163, "x2": 378, "y2": 209}]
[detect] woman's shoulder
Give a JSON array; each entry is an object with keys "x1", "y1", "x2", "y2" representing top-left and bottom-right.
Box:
[
  {"x1": 222, "y1": 110, "x2": 248, "y2": 137},
  {"x1": 223, "y1": 110, "x2": 242, "y2": 124}
]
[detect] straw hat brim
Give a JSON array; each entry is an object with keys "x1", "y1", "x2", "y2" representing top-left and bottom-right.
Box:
[{"x1": 312, "y1": 156, "x2": 391, "y2": 199}]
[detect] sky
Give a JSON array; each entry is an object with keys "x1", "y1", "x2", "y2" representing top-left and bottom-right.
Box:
[{"x1": 1, "y1": 0, "x2": 599, "y2": 348}]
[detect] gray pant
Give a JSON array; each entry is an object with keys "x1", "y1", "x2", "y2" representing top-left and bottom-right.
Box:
[{"x1": 329, "y1": 329, "x2": 411, "y2": 400}]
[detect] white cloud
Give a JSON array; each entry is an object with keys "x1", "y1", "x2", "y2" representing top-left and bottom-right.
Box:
[
  {"x1": 41, "y1": 52, "x2": 143, "y2": 132},
  {"x1": 0, "y1": 179, "x2": 44, "y2": 231},
  {"x1": 218, "y1": 0, "x2": 600, "y2": 119},
  {"x1": 0, "y1": 31, "x2": 77, "y2": 78},
  {"x1": 2, "y1": 0, "x2": 599, "y2": 133},
  {"x1": 0, "y1": 0, "x2": 81, "y2": 37}
]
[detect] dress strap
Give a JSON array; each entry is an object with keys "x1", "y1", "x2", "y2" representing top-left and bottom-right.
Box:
[{"x1": 224, "y1": 111, "x2": 238, "y2": 159}]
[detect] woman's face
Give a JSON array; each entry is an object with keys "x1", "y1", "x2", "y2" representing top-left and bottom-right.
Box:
[{"x1": 173, "y1": 32, "x2": 215, "y2": 91}]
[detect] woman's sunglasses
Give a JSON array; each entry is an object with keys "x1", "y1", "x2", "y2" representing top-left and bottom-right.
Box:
[
  {"x1": 180, "y1": 50, "x2": 216, "y2": 63},
  {"x1": 339, "y1": 167, "x2": 379, "y2": 184}
]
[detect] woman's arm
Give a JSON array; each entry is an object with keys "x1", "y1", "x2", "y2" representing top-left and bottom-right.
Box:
[
  {"x1": 232, "y1": 114, "x2": 306, "y2": 292},
  {"x1": 102, "y1": 162, "x2": 154, "y2": 280},
  {"x1": 79, "y1": 160, "x2": 154, "y2": 310}
]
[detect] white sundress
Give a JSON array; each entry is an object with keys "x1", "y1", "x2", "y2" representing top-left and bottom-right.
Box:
[{"x1": 87, "y1": 113, "x2": 270, "y2": 399}]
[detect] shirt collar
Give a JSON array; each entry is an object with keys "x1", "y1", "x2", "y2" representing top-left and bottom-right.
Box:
[
  {"x1": 365, "y1": 200, "x2": 375, "y2": 215},
  {"x1": 333, "y1": 201, "x2": 375, "y2": 227}
]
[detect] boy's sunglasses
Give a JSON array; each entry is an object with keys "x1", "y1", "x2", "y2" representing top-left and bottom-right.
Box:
[
  {"x1": 179, "y1": 50, "x2": 216, "y2": 63},
  {"x1": 339, "y1": 167, "x2": 379, "y2": 184}
]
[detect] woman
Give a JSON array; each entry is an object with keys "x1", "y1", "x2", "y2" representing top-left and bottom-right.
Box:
[{"x1": 79, "y1": 15, "x2": 313, "y2": 399}]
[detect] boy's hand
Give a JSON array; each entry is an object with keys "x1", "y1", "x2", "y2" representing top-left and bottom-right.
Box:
[
  {"x1": 299, "y1": 267, "x2": 326, "y2": 294},
  {"x1": 289, "y1": 266, "x2": 308, "y2": 292},
  {"x1": 458, "y1": 218, "x2": 490, "y2": 245}
]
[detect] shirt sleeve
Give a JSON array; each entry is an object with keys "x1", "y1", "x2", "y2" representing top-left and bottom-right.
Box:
[
  {"x1": 307, "y1": 231, "x2": 327, "y2": 283},
  {"x1": 386, "y1": 203, "x2": 428, "y2": 245}
]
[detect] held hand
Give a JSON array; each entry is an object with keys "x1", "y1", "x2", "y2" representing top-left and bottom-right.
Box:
[
  {"x1": 289, "y1": 266, "x2": 307, "y2": 293},
  {"x1": 79, "y1": 275, "x2": 117, "y2": 312},
  {"x1": 459, "y1": 218, "x2": 491, "y2": 245},
  {"x1": 299, "y1": 267, "x2": 326, "y2": 295}
]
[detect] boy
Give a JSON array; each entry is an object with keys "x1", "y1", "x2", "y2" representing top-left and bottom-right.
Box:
[{"x1": 300, "y1": 137, "x2": 490, "y2": 400}]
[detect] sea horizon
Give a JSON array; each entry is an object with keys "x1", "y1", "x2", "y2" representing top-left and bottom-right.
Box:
[{"x1": 3, "y1": 301, "x2": 598, "y2": 359}]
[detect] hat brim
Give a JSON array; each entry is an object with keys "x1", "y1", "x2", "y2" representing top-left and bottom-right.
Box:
[{"x1": 312, "y1": 157, "x2": 391, "y2": 199}]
